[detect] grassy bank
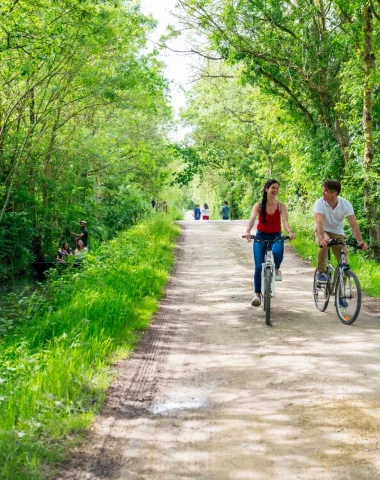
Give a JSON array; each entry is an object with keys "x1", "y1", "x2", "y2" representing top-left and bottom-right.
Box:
[
  {"x1": 0, "y1": 214, "x2": 180, "y2": 480},
  {"x1": 289, "y1": 210, "x2": 380, "y2": 298}
]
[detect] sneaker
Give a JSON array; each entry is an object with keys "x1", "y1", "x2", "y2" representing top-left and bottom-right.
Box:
[
  {"x1": 275, "y1": 269, "x2": 282, "y2": 281},
  {"x1": 251, "y1": 295, "x2": 261, "y2": 307},
  {"x1": 317, "y1": 272, "x2": 328, "y2": 283},
  {"x1": 339, "y1": 297, "x2": 348, "y2": 308}
]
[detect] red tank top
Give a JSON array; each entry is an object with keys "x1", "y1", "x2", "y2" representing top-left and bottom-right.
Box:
[{"x1": 257, "y1": 204, "x2": 281, "y2": 233}]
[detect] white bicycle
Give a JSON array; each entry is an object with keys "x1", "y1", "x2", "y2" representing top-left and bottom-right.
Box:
[
  {"x1": 313, "y1": 239, "x2": 362, "y2": 325},
  {"x1": 244, "y1": 235, "x2": 290, "y2": 325}
]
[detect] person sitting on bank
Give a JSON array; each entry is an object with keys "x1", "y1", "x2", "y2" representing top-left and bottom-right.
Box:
[
  {"x1": 74, "y1": 239, "x2": 88, "y2": 257},
  {"x1": 56, "y1": 242, "x2": 73, "y2": 264},
  {"x1": 71, "y1": 220, "x2": 88, "y2": 247}
]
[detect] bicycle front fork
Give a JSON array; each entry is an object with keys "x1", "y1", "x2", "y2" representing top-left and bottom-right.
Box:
[{"x1": 261, "y1": 263, "x2": 275, "y2": 297}]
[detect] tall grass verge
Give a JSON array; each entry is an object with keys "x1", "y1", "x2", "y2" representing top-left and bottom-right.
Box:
[
  {"x1": 0, "y1": 214, "x2": 180, "y2": 479},
  {"x1": 289, "y1": 210, "x2": 380, "y2": 298}
]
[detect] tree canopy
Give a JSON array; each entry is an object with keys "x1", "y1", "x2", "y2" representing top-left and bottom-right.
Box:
[
  {"x1": 173, "y1": 0, "x2": 380, "y2": 257},
  {"x1": 0, "y1": 0, "x2": 175, "y2": 278}
]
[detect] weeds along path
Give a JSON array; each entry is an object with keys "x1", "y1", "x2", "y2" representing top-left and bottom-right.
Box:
[{"x1": 55, "y1": 218, "x2": 380, "y2": 480}]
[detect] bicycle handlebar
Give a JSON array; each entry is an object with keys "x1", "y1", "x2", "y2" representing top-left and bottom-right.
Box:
[
  {"x1": 242, "y1": 235, "x2": 290, "y2": 242},
  {"x1": 319, "y1": 239, "x2": 363, "y2": 249}
]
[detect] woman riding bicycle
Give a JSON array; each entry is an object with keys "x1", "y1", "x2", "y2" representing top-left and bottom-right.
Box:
[{"x1": 244, "y1": 179, "x2": 295, "y2": 307}]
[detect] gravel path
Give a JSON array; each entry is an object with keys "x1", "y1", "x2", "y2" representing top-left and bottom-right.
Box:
[{"x1": 55, "y1": 218, "x2": 380, "y2": 480}]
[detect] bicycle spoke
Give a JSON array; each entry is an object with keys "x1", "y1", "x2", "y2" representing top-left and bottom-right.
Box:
[
  {"x1": 313, "y1": 269, "x2": 330, "y2": 312},
  {"x1": 335, "y1": 270, "x2": 362, "y2": 325},
  {"x1": 264, "y1": 269, "x2": 271, "y2": 325}
]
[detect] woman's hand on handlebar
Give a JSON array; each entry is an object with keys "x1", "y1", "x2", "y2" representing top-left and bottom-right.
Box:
[
  {"x1": 244, "y1": 233, "x2": 252, "y2": 242},
  {"x1": 288, "y1": 232, "x2": 296, "y2": 240}
]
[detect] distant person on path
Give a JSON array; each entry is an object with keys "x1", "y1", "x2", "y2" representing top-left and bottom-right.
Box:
[
  {"x1": 151, "y1": 199, "x2": 156, "y2": 209},
  {"x1": 193, "y1": 204, "x2": 201, "y2": 220},
  {"x1": 56, "y1": 242, "x2": 73, "y2": 263},
  {"x1": 244, "y1": 179, "x2": 295, "y2": 307},
  {"x1": 314, "y1": 180, "x2": 367, "y2": 283},
  {"x1": 162, "y1": 200, "x2": 168, "y2": 213},
  {"x1": 71, "y1": 220, "x2": 88, "y2": 247},
  {"x1": 74, "y1": 239, "x2": 88, "y2": 257},
  {"x1": 221, "y1": 201, "x2": 230, "y2": 220},
  {"x1": 202, "y1": 203, "x2": 210, "y2": 220}
]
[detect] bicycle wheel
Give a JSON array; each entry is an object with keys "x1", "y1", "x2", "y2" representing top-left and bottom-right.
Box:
[
  {"x1": 335, "y1": 270, "x2": 362, "y2": 325},
  {"x1": 313, "y1": 269, "x2": 330, "y2": 312},
  {"x1": 264, "y1": 269, "x2": 271, "y2": 326}
]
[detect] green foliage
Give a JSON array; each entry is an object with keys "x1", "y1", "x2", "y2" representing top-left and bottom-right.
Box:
[
  {"x1": 170, "y1": 144, "x2": 209, "y2": 186},
  {"x1": 175, "y1": 0, "x2": 380, "y2": 256},
  {"x1": 100, "y1": 182, "x2": 151, "y2": 237},
  {"x1": 0, "y1": 214, "x2": 35, "y2": 278},
  {"x1": 0, "y1": 214, "x2": 180, "y2": 479},
  {"x1": 0, "y1": 0, "x2": 174, "y2": 279},
  {"x1": 178, "y1": 63, "x2": 321, "y2": 216}
]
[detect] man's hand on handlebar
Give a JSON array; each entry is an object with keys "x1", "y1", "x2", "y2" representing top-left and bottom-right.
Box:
[
  {"x1": 319, "y1": 238, "x2": 368, "y2": 250},
  {"x1": 319, "y1": 238, "x2": 329, "y2": 248}
]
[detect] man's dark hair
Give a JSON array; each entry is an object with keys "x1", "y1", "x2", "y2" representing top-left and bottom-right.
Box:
[{"x1": 324, "y1": 180, "x2": 341, "y2": 194}]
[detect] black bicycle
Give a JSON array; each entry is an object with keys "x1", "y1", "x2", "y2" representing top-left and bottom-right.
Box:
[
  {"x1": 313, "y1": 239, "x2": 362, "y2": 325},
  {"x1": 243, "y1": 235, "x2": 290, "y2": 326}
]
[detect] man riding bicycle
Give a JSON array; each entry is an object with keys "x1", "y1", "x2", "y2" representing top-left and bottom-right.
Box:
[{"x1": 314, "y1": 180, "x2": 367, "y2": 284}]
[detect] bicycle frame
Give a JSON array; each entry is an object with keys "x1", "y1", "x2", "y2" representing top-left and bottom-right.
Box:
[
  {"x1": 325, "y1": 244, "x2": 349, "y2": 302},
  {"x1": 313, "y1": 239, "x2": 362, "y2": 324},
  {"x1": 261, "y1": 246, "x2": 276, "y2": 299},
  {"x1": 243, "y1": 234, "x2": 289, "y2": 326}
]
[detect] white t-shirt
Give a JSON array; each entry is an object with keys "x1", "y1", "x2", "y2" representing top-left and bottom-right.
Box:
[
  {"x1": 202, "y1": 208, "x2": 209, "y2": 216},
  {"x1": 313, "y1": 197, "x2": 354, "y2": 235}
]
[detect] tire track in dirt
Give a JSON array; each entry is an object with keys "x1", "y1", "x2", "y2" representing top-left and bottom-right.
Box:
[
  {"x1": 54, "y1": 229, "x2": 187, "y2": 479},
  {"x1": 54, "y1": 219, "x2": 380, "y2": 480}
]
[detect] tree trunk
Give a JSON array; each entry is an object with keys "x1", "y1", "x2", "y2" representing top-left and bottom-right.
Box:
[
  {"x1": 267, "y1": 153, "x2": 273, "y2": 177},
  {"x1": 333, "y1": 117, "x2": 350, "y2": 164},
  {"x1": 363, "y1": 4, "x2": 380, "y2": 259}
]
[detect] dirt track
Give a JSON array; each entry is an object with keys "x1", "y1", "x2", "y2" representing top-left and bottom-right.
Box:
[{"x1": 56, "y1": 217, "x2": 380, "y2": 480}]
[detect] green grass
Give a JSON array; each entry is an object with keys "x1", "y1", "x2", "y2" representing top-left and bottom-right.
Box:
[
  {"x1": 0, "y1": 214, "x2": 180, "y2": 479},
  {"x1": 289, "y1": 210, "x2": 380, "y2": 298}
]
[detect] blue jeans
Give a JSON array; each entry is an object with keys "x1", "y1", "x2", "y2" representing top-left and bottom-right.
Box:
[{"x1": 253, "y1": 231, "x2": 284, "y2": 293}]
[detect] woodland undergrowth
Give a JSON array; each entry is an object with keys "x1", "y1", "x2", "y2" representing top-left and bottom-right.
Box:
[{"x1": 0, "y1": 213, "x2": 180, "y2": 480}]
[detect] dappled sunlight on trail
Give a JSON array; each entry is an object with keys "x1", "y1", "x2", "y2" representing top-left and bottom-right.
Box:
[{"x1": 56, "y1": 219, "x2": 380, "y2": 480}]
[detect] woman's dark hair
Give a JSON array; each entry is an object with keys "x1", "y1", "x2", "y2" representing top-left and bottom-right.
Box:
[
  {"x1": 204, "y1": 203, "x2": 209, "y2": 209},
  {"x1": 260, "y1": 179, "x2": 280, "y2": 223}
]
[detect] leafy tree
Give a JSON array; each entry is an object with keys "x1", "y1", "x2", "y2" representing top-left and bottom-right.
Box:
[
  {"x1": 174, "y1": 0, "x2": 380, "y2": 256},
  {"x1": 176, "y1": 62, "x2": 326, "y2": 215},
  {"x1": 0, "y1": 0, "x2": 174, "y2": 278}
]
